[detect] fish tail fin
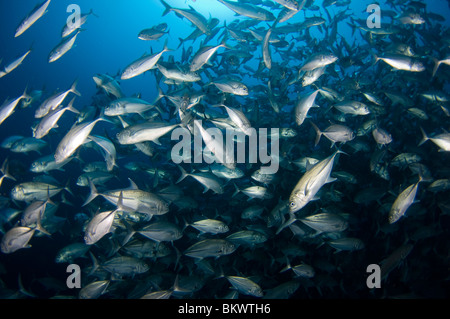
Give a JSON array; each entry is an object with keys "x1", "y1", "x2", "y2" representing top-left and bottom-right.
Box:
[
  {"x1": 279, "y1": 256, "x2": 292, "y2": 273},
  {"x1": 18, "y1": 273, "x2": 37, "y2": 298},
  {"x1": 22, "y1": 84, "x2": 31, "y2": 101},
  {"x1": 176, "y1": 165, "x2": 189, "y2": 184},
  {"x1": 177, "y1": 37, "x2": 185, "y2": 49},
  {"x1": 232, "y1": 183, "x2": 240, "y2": 198},
  {"x1": 88, "y1": 251, "x2": 100, "y2": 276},
  {"x1": 310, "y1": 122, "x2": 322, "y2": 146},
  {"x1": 63, "y1": 180, "x2": 75, "y2": 198},
  {"x1": 66, "y1": 96, "x2": 80, "y2": 114},
  {"x1": 82, "y1": 179, "x2": 99, "y2": 206},
  {"x1": 370, "y1": 52, "x2": 380, "y2": 65},
  {"x1": 154, "y1": 86, "x2": 165, "y2": 105},
  {"x1": 160, "y1": 0, "x2": 172, "y2": 16},
  {"x1": 89, "y1": 8, "x2": 100, "y2": 18},
  {"x1": 70, "y1": 79, "x2": 82, "y2": 97},
  {"x1": 35, "y1": 210, "x2": 51, "y2": 236},
  {"x1": 115, "y1": 191, "x2": 126, "y2": 213},
  {"x1": 432, "y1": 57, "x2": 442, "y2": 78},
  {"x1": 163, "y1": 38, "x2": 173, "y2": 52},
  {"x1": 0, "y1": 158, "x2": 16, "y2": 187},
  {"x1": 418, "y1": 126, "x2": 429, "y2": 146}
]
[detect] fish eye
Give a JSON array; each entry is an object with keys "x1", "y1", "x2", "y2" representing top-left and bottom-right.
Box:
[{"x1": 290, "y1": 202, "x2": 295, "y2": 207}]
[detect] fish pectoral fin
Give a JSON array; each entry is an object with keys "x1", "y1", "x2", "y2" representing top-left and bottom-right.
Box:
[{"x1": 326, "y1": 176, "x2": 337, "y2": 184}]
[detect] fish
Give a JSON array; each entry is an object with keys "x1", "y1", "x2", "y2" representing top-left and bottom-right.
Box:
[
  {"x1": 87, "y1": 135, "x2": 117, "y2": 172},
  {"x1": 35, "y1": 80, "x2": 81, "y2": 119},
  {"x1": 138, "y1": 23, "x2": 169, "y2": 41},
  {"x1": 0, "y1": 48, "x2": 33, "y2": 79},
  {"x1": 48, "y1": 29, "x2": 83, "y2": 63},
  {"x1": 217, "y1": 0, "x2": 275, "y2": 21},
  {"x1": 136, "y1": 221, "x2": 183, "y2": 243},
  {"x1": 211, "y1": 78, "x2": 249, "y2": 96},
  {"x1": 160, "y1": 0, "x2": 211, "y2": 34},
  {"x1": 15, "y1": 0, "x2": 51, "y2": 37},
  {"x1": 104, "y1": 98, "x2": 159, "y2": 117},
  {"x1": 30, "y1": 155, "x2": 71, "y2": 173},
  {"x1": 177, "y1": 165, "x2": 224, "y2": 194},
  {"x1": 93, "y1": 74, "x2": 125, "y2": 99},
  {"x1": 190, "y1": 41, "x2": 228, "y2": 72},
  {"x1": 55, "y1": 243, "x2": 90, "y2": 263},
  {"x1": 273, "y1": 0, "x2": 301, "y2": 11},
  {"x1": 326, "y1": 237, "x2": 365, "y2": 252},
  {"x1": 116, "y1": 121, "x2": 178, "y2": 145},
  {"x1": 76, "y1": 171, "x2": 115, "y2": 187},
  {"x1": 62, "y1": 9, "x2": 97, "y2": 38},
  {"x1": 193, "y1": 120, "x2": 236, "y2": 169},
  {"x1": 333, "y1": 101, "x2": 370, "y2": 116},
  {"x1": 289, "y1": 151, "x2": 341, "y2": 213},
  {"x1": 11, "y1": 181, "x2": 71, "y2": 202},
  {"x1": 299, "y1": 212, "x2": 348, "y2": 234},
  {"x1": 0, "y1": 159, "x2": 16, "y2": 188},
  {"x1": 311, "y1": 122, "x2": 354, "y2": 147},
  {"x1": 294, "y1": 90, "x2": 320, "y2": 126},
  {"x1": 54, "y1": 117, "x2": 108, "y2": 164},
  {"x1": 388, "y1": 177, "x2": 422, "y2": 224},
  {"x1": 84, "y1": 192, "x2": 124, "y2": 245},
  {"x1": 189, "y1": 219, "x2": 229, "y2": 235},
  {"x1": 121, "y1": 41, "x2": 171, "y2": 80},
  {"x1": 419, "y1": 127, "x2": 450, "y2": 152},
  {"x1": 373, "y1": 54, "x2": 425, "y2": 72},
  {"x1": 184, "y1": 238, "x2": 236, "y2": 259},
  {"x1": 33, "y1": 97, "x2": 79, "y2": 139},
  {"x1": 79, "y1": 280, "x2": 110, "y2": 299},
  {"x1": 157, "y1": 62, "x2": 201, "y2": 82},
  {"x1": 0, "y1": 87, "x2": 30, "y2": 126},
  {"x1": 10, "y1": 137, "x2": 47, "y2": 154},
  {"x1": 300, "y1": 53, "x2": 338, "y2": 72},
  {"x1": 83, "y1": 179, "x2": 170, "y2": 219},
  {"x1": 226, "y1": 276, "x2": 263, "y2": 297}
]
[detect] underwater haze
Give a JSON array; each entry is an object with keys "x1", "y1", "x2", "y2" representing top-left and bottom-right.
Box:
[{"x1": 0, "y1": 0, "x2": 449, "y2": 299}]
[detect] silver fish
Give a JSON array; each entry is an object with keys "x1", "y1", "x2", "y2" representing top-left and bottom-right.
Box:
[
  {"x1": 294, "y1": 90, "x2": 319, "y2": 126},
  {"x1": 48, "y1": 29, "x2": 83, "y2": 63},
  {"x1": 54, "y1": 117, "x2": 107, "y2": 164},
  {"x1": 289, "y1": 151, "x2": 341, "y2": 213},
  {"x1": 184, "y1": 238, "x2": 236, "y2": 259},
  {"x1": 217, "y1": 0, "x2": 275, "y2": 21},
  {"x1": 35, "y1": 80, "x2": 80, "y2": 119},
  {"x1": 15, "y1": 0, "x2": 51, "y2": 37},
  {"x1": 121, "y1": 41, "x2": 171, "y2": 80},
  {"x1": 0, "y1": 87, "x2": 30, "y2": 126},
  {"x1": 0, "y1": 49, "x2": 32, "y2": 78},
  {"x1": 33, "y1": 97, "x2": 79, "y2": 139},
  {"x1": 226, "y1": 276, "x2": 263, "y2": 297},
  {"x1": 388, "y1": 178, "x2": 422, "y2": 224},
  {"x1": 116, "y1": 121, "x2": 178, "y2": 145}
]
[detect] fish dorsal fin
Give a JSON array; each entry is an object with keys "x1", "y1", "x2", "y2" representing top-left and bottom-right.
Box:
[
  {"x1": 127, "y1": 178, "x2": 139, "y2": 190},
  {"x1": 305, "y1": 159, "x2": 315, "y2": 172}
]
